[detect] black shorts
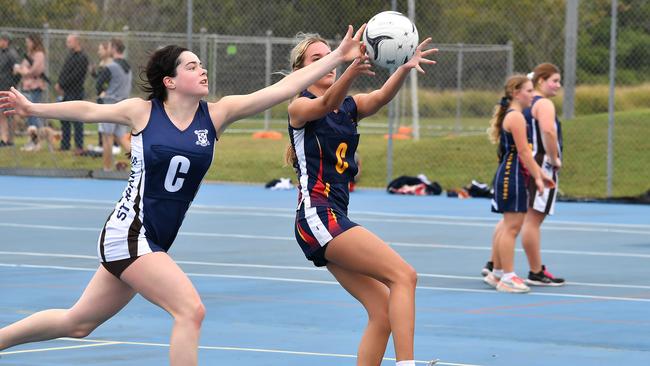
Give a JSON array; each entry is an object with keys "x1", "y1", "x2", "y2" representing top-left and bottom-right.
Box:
[{"x1": 101, "y1": 256, "x2": 140, "y2": 279}]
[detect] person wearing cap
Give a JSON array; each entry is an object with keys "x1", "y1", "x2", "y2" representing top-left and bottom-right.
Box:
[{"x1": 0, "y1": 32, "x2": 19, "y2": 146}]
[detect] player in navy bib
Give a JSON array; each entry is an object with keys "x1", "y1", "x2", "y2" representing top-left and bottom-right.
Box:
[
  {"x1": 287, "y1": 34, "x2": 437, "y2": 366},
  {"x1": 485, "y1": 75, "x2": 554, "y2": 294},
  {"x1": 521, "y1": 63, "x2": 566, "y2": 285},
  {"x1": 0, "y1": 25, "x2": 367, "y2": 364}
]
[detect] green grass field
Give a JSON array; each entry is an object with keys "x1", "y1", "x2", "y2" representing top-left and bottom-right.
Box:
[{"x1": 1, "y1": 109, "x2": 648, "y2": 199}]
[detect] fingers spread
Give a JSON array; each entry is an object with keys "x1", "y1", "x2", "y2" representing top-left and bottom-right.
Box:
[
  {"x1": 344, "y1": 25, "x2": 353, "y2": 39},
  {"x1": 354, "y1": 23, "x2": 367, "y2": 40}
]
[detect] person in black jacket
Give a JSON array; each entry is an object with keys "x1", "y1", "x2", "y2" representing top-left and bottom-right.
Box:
[
  {"x1": 0, "y1": 32, "x2": 19, "y2": 146},
  {"x1": 55, "y1": 33, "x2": 88, "y2": 151}
]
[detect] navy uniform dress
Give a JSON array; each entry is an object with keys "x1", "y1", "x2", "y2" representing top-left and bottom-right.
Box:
[
  {"x1": 491, "y1": 110, "x2": 530, "y2": 214},
  {"x1": 97, "y1": 98, "x2": 216, "y2": 277},
  {"x1": 524, "y1": 95, "x2": 563, "y2": 214},
  {"x1": 288, "y1": 90, "x2": 360, "y2": 267}
]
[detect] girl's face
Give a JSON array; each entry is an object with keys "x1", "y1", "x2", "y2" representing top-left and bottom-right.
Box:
[
  {"x1": 169, "y1": 51, "x2": 209, "y2": 97},
  {"x1": 539, "y1": 73, "x2": 562, "y2": 97},
  {"x1": 97, "y1": 44, "x2": 109, "y2": 59},
  {"x1": 514, "y1": 80, "x2": 535, "y2": 108},
  {"x1": 302, "y1": 42, "x2": 335, "y2": 88},
  {"x1": 25, "y1": 38, "x2": 33, "y2": 51}
]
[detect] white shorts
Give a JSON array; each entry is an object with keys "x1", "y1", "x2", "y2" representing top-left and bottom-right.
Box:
[{"x1": 528, "y1": 155, "x2": 559, "y2": 215}]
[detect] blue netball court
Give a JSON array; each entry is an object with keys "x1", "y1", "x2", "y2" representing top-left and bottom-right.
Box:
[{"x1": 0, "y1": 176, "x2": 648, "y2": 365}]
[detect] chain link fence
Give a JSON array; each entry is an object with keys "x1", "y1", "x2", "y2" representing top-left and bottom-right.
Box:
[{"x1": 1, "y1": 0, "x2": 648, "y2": 200}]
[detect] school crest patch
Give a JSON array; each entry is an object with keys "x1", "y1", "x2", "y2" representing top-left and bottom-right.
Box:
[{"x1": 194, "y1": 129, "x2": 210, "y2": 147}]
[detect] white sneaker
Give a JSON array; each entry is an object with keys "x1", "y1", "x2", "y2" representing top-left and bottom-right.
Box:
[
  {"x1": 112, "y1": 146, "x2": 121, "y2": 155},
  {"x1": 496, "y1": 275, "x2": 530, "y2": 293},
  {"x1": 21, "y1": 141, "x2": 36, "y2": 151},
  {"x1": 483, "y1": 273, "x2": 500, "y2": 288}
]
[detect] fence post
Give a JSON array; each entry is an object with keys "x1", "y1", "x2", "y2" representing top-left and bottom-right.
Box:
[
  {"x1": 210, "y1": 36, "x2": 218, "y2": 97},
  {"x1": 455, "y1": 43, "x2": 464, "y2": 134},
  {"x1": 606, "y1": 0, "x2": 618, "y2": 197},
  {"x1": 122, "y1": 26, "x2": 130, "y2": 59},
  {"x1": 199, "y1": 27, "x2": 207, "y2": 64},
  {"x1": 186, "y1": 0, "x2": 193, "y2": 50},
  {"x1": 506, "y1": 40, "x2": 514, "y2": 79},
  {"x1": 386, "y1": 66, "x2": 397, "y2": 186},
  {"x1": 563, "y1": 0, "x2": 578, "y2": 120},
  {"x1": 42, "y1": 23, "x2": 50, "y2": 102},
  {"x1": 407, "y1": 0, "x2": 419, "y2": 140},
  {"x1": 264, "y1": 29, "x2": 273, "y2": 131}
]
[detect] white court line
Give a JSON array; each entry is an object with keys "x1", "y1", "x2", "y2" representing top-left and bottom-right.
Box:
[
  {"x1": 1, "y1": 196, "x2": 648, "y2": 232},
  {"x1": 5, "y1": 337, "x2": 477, "y2": 366},
  {"x1": 1, "y1": 262, "x2": 649, "y2": 303},
  {"x1": 1, "y1": 222, "x2": 649, "y2": 259},
  {"x1": 0, "y1": 340, "x2": 120, "y2": 355},
  {"x1": 3, "y1": 251, "x2": 650, "y2": 290}
]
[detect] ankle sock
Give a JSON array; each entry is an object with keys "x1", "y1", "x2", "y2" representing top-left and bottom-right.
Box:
[{"x1": 396, "y1": 361, "x2": 416, "y2": 366}]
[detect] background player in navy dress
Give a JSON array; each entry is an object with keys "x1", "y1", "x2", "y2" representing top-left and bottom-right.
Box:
[
  {"x1": 482, "y1": 64, "x2": 565, "y2": 287},
  {"x1": 485, "y1": 75, "x2": 554, "y2": 293},
  {"x1": 286, "y1": 34, "x2": 437, "y2": 366},
  {"x1": 0, "y1": 24, "x2": 366, "y2": 366}
]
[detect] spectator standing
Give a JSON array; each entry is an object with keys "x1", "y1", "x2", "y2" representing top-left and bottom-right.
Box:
[
  {"x1": 14, "y1": 34, "x2": 46, "y2": 151},
  {"x1": 98, "y1": 38, "x2": 132, "y2": 171},
  {"x1": 56, "y1": 33, "x2": 88, "y2": 152},
  {"x1": 0, "y1": 32, "x2": 19, "y2": 147}
]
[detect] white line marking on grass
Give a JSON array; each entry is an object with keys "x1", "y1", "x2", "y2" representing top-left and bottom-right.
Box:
[{"x1": 1, "y1": 262, "x2": 649, "y2": 303}]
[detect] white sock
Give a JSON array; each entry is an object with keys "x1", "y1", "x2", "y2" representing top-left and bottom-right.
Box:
[
  {"x1": 396, "y1": 361, "x2": 416, "y2": 366},
  {"x1": 493, "y1": 269, "x2": 504, "y2": 278},
  {"x1": 502, "y1": 272, "x2": 516, "y2": 281}
]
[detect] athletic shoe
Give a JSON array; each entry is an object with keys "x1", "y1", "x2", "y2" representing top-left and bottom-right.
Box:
[
  {"x1": 427, "y1": 359, "x2": 440, "y2": 366},
  {"x1": 526, "y1": 265, "x2": 566, "y2": 287},
  {"x1": 481, "y1": 261, "x2": 493, "y2": 277},
  {"x1": 496, "y1": 275, "x2": 530, "y2": 293},
  {"x1": 483, "y1": 272, "x2": 500, "y2": 288}
]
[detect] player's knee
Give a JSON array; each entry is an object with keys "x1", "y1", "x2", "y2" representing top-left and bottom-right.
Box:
[
  {"x1": 402, "y1": 263, "x2": 418, "y2": 288},
  {"x1": 390, "y1": 263, "x2": 417, "y2": 289},
  {"x1": 176, "y1": 299, "x2": 206, "y2": 328},
  {"x1": 67, "y1": 323, "x2": 96, "y2": 339}
]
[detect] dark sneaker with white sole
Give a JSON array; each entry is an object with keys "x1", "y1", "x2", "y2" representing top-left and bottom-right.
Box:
[
  {"x1": 481, "y1": 261, "x2": 493, "y2": 277},
  {"x1": 526, "y1": 265, "x2": 566, "y2": 286}
]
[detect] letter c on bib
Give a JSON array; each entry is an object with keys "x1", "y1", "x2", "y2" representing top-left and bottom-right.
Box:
[{"x1": 164, "y1": 155, "x2": 191, "y2": 192}]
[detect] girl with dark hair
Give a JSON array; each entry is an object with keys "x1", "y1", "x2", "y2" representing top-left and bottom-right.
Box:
[
  {"x1": 286, "y1": 33, "x2": 437, "y2": 366},
  {"x1": 484, "y1": 74, "x2": 554, "y2": 293},
  {"x1": 0, "y1": 24, "x2": 366, "y2": 365}
]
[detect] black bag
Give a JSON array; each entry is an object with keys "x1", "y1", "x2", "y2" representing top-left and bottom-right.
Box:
[{"x1": 387, "y1": 175, "x2": 442, "y2": 196}]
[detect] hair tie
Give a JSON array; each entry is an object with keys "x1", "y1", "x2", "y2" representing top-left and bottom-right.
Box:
[
  {"x1": 527, "y1": 72, "x2": 534, "y2": 80},
  {"x1": 499, "y1": 96, "x2": 510, "y2": 107}
]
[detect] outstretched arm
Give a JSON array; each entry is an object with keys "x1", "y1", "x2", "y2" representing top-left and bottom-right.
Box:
[
  {"x1": 354, "y1": 38, "x2": 436, "y2": 120},
  {"x1": 210, "y1": 24, "x2": 366, "y2": 135},
  {"x1": 288, "y1": 51, "x2": 374, "y2": 128},
  {"x1": 0, "y1": 87, "x2": 144, "y2": 128}
]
